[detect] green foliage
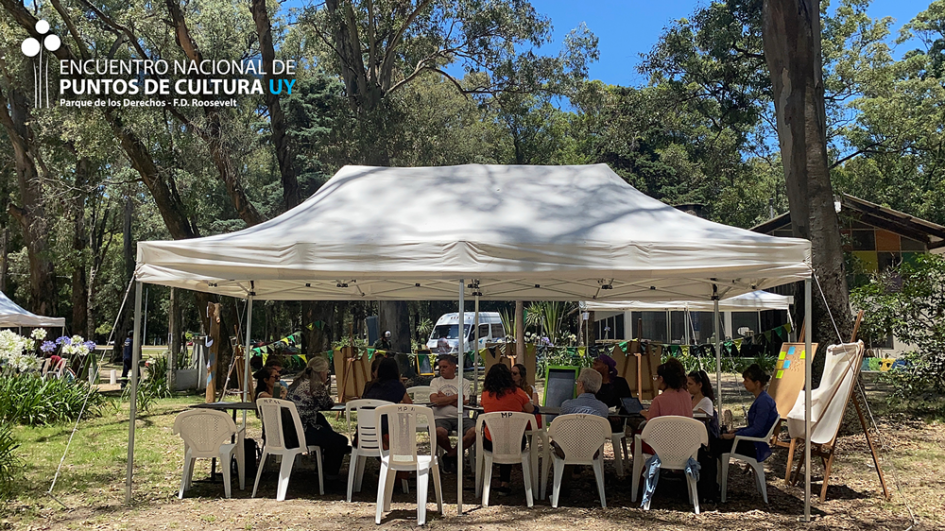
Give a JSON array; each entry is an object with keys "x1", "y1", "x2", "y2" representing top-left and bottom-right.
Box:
[
  {"x1": 0, "y1": 422, "x2": 20, "y2": 498},
  {"x1": 851, "y1": 254, "x2": 945, "y2": 401},
  {"x1": 669, "y1": 352, "x2": 777, "y2": 376},
  {"x1": 0, "y1": 375, "x2": 105, "y2": 426}
]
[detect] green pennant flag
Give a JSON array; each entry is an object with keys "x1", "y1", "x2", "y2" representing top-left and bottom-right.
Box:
[
  {"x1": 775, "y1": 326, "x2": 786, "y2": 340},
  {"x1": 764, "y1": 331, "x2": 772, "y2": 342},
  {"x1": 619, "y1": 341, "x2": 629, "y2": 355},
  {"x1": 682, "y1": 346, "x2": 689, "y2": 357},
  {"x1": 367, "y1": 347, "x2": 376, "y2": 360},
  {"x1": 578, "y1": 347, "x2": 586, "y2": 357},
  {"x1": 734, "y1": 339, "x2": 743, "y2": 350}
]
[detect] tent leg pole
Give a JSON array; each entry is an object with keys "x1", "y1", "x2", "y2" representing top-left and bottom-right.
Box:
[
  {"x1": 125, "y1": 281, "x2": 143, "y2": 506},
  {"x1": 474, "y1": 295, "x2": 480, "y2": 397},
  {"x1": 457, "y1": 279, "x2": 464, "y2": 515},
  {"x1": 713, "y1": 286, "x2": 721, "y2": 414},
  {"x1": 243, "y1": 297, "x2": 254, "y2": 422},
  {"x1": 804, "y1": 277, "x2": 812, "y2": 522}
]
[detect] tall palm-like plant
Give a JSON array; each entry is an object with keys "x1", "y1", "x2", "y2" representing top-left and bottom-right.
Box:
[{"x1": 526, "y1": 301, "x2": 576, "y2": 345}]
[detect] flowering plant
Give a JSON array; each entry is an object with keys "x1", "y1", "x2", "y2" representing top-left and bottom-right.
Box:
[
  {"x1": 55, "y1": 335, "x2": 96, "y2": 357},
  {"x1": 0, "y1": 330, "x2": 41, "y2": 373}
]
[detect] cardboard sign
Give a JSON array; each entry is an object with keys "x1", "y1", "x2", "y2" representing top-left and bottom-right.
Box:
[{"x1": 767, "y1": 342, "x2": 819, "y2": 418}]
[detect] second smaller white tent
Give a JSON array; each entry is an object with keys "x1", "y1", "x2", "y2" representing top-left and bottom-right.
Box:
[{"x1": 583, "y1": 290, "x2": 793, "y2": 312}]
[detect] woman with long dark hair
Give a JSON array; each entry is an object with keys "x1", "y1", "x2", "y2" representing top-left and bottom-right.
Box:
[
  {"x1": 511, "y1": 363, "x2": 540, "y2": 405},
  {"x1": 363, "y1": 357, "x2": 412, "y2": 404},
  {"x1": 286, "y1": 356, "x2": 350, "y2": 479},
  {"x1": 687, "y1": 370, "x2": 715, "y2": 415},
  {"x1": 717, "y1": 363, "x2": 778, "y2": 461},
  {"x1": 473, "y1": 363, "x2": 535, "y2": 496},
  {"x1": 253, "y1": 366, "x2": 285, "y2": 402}
]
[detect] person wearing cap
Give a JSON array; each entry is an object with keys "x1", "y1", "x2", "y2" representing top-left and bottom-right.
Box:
[
  {"x1": 592, "y1": 353, "x2": 632, "y2": 409},
  {"x1": 373, "y1": 330, "x2": 392, "y2": 351}
]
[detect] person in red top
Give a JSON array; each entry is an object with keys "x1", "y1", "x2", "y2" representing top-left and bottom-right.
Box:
[{"x1": 466, "y1": 363, "x2": 535, "y2": 496}]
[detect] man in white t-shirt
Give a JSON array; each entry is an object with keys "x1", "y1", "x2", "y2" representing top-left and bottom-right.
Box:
[{"x1": 429, "y1": 355, "x2": 474, "y2": 472}]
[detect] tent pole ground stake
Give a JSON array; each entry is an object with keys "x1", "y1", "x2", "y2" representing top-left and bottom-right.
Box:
[
  {"x1": 804, "y1": 277, "x2": 812, "y2": 522},
  {"x1": 457, "y1": 280, "x2": 464, "y2": 515},
  {"x1": 126, "y1": 281, "x2": 143, "y2": 506}
]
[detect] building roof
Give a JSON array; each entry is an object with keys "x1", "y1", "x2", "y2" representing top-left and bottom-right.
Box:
[{"x1": 751, "y1": 194, "x2": 945, "y2": 250}]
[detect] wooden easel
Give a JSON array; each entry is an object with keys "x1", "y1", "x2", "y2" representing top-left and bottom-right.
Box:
[{"x1": 787, "y1": 311, "x2": 889, "y2": 499}]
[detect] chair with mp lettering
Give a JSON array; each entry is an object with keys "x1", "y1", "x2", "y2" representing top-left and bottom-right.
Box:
[
  {"x1": 374, "y1": 404, "x2": 443, "y2": 526},
  {"x1": 252, "y1": 398, "x2": 325, "y2": 500},
  {"x1": 173, "y1": 409, "x2": 245, "y2": 499},
  {"x1": 474, "y1": 411, "x2": 536, "y2": 507}
]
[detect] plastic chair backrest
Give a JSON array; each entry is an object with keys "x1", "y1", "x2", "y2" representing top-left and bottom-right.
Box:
[
  {"x1": 54, "y1": 358, "x2": 68, "y2": 377},
  {"x1": 345, "y1": 399, "x2": 392, "y2": 440},
  {"x1": 641, "y1": 416, "x2": 707, "y2": 469},
  {"x1": 173, "y1": 409, "x2": 237, "y2": 457},
  {"x1": 376, "y1": 404, "x2": 436, "y2": 467},
  {"x1": 548, "y1": 414, "x2": 610, "y2": 462},
  {"x1": 39, "y1": 358, "x2": 51, "y2": 376},
  {"x1": 256, "y1": 398, "x2": 307, "y2": 451},
  {"x1": 346, "y1": 399, "x2": 391, "y2": 450},
  {"x1": 406, "y1": 386, "x2": 432, "y2": 403},
  {"x1": 479, "y1": 411, "x2": 536, "y2": 462}
]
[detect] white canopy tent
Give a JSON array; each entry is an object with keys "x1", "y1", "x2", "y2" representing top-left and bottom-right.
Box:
[
  {"x1": 130, "y1": 164, "x2": 815, "y2": 518},
  {"x1": 0, "y1": 290, "x2": 66, "y2": 328},
  {"x1": 583, "y1": 290, "x2": 793, "y2": 312}
]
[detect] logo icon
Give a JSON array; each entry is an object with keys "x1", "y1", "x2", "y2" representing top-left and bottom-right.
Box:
[{"x1": 21, "y1": 20, "x2": 61, "y2": 108}]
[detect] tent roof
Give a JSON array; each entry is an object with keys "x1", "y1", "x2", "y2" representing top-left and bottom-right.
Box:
[
  {"x1": 136, "y1": 164, "x2": 811, "y2": 301},
  {"x1": 584, "y1": 290, "x2": 794, "y2": 312},
  {"x1": 0, "y1": 291, "x2": 66, "y2": 328}
]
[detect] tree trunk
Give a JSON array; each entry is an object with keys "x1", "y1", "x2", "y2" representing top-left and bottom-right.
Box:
[
  {"x1": 251, "y1": 0, "x2": 300, "y2": 212},
  {"x1": 0, "y1": 82, "x2": 57, "y2": 317},
  {"x1": 379, "y1": 301, "x2": 411, "y2": 353},
  {"x1": 302, "y1": 301, "x2": 334, "y2": 356},
  {"x1": 168, "y1": 287, "x2": 180, "y2": 389},
  {"x1": 762, "y1": 0, "x2": 852, "y2": 346},
  {"x1": 71, "y1": 158, "x2": 92, "y2": 336},
  {"x1": 0, "y1": 227, "x2": 7, "y2": 294}
]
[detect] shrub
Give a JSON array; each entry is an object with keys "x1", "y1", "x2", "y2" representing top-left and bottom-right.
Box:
[
  {"x1": 852, "y1": 254, "x2": 945, "y2": 402},
  {"x1": 0, "y1": 423, "x2": 20, "y2": 498},
  {"x1": 0, "y1": 374, "x2": 106, "y2": 426}
]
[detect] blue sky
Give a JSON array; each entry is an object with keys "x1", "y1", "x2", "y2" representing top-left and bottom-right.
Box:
[{"x1": 529, "y1": 0, "x2": 933, "y2": 87}]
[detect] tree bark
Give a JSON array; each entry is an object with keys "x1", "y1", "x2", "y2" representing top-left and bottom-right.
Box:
[
  {"x1": 166, "y1": 0, "x2": 265, "y2": 227},
  {"x1": 379, "y1": 301, "x2": 412, "y2": 353},
  {"x1": 0, "y1": 81, "x2": 57, "y2": 317},
  {"x1": 251, "y1": 0, "x2": 300, "y2": 211},
  {"x1": 762, "y1": 0, "x2": 852, "y2": 345},
  {"x1": 71, "y1": 158, "x2": 92, "y2": 336},
  {"x1": 0, "y1": 227, "x2": 8, "y2": 294}
]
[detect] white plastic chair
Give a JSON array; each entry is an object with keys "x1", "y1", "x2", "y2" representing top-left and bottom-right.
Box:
[
  {"x1": 39, "y1": 358, "x2": 51, "y2": 377},
  {"x1": 721, "y1": 413, "x2": 780, "y2": 504},
  {"x1": 474, "y1": 411, "x2": 536, "y2": 507},
  {"x1": 51, "y1": 358, "x2": 68, "y2": 379},
  {"x1": 173, "y1": 409, "x2": 245, "y2": 499},
  {"x1": 631, "y1": 416, "x2": 707, "y2": 513},
  {"x1": 344, "y1": 399, "x2": 394, "y2": 502},
  {"x1": 609, "y1": 417, "x2": 630, "y2": 477},
  {"x1": 545, "y1": 414, "x2": 610, "y2": 508},
  {"x1": 374, "y1": 404, "x2": 443, "y2": 526},
  {"x1": 405, "y1": 385, "x2": 432, "y2": 403},
  {"x1": 252, "y1": 398, "x2": 325, "y2": 500}
]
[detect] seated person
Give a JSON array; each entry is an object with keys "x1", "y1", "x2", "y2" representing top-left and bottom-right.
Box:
[
  {"x1": 361, "y1": 355, "x2": 386, "y2": 397},
  {"x1": 465, "y1": 363, "x2": 535, "y2": 496},
  {"x1": 592, "y1": 354, "x2": 632, "y2": 409},
  {"x1": 362, "y1": 357, "x2": 411, "y2": 404},
  {"x1": 429, "y1": 355, "x2": 474, "y2": 472},
  {"x1": 687, "y1": 369, "x2": 715, "y2": 416},
  {"x1": 638, "y1": 358, "x2": 692, "y2": 455},
  {"x1": 253, "y1": 366, "x2": 286, "y2": 401},
  {"x1": 641, "y1": 358, "x2": 692, "y2": 420},
  {"x1": 512, "y1": 363, "x2": 541, "y2": 405},
  {"x1": 286, "y1": 357, "x2": 350, "y2": 479},
  {"x1": 716, "y1": 363, "x2": 778, "y2": 461},
  {"x1": 560, "y1": 368, "x2": 609, "y2": 418}
]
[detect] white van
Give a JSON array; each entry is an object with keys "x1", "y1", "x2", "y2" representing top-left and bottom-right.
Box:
[{"x1": 426, "y1": 312, "x2": 505, "y2": 353}]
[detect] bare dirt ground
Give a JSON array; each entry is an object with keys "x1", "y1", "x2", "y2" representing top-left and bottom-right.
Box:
[{"x1": 4, "y1": 374, "x2": 941, "y2": 531}]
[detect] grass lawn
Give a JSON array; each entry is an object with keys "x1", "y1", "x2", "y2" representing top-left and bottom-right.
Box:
[{"x1": 1, "y1": 373, "x2": 942, "y2": 530}]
